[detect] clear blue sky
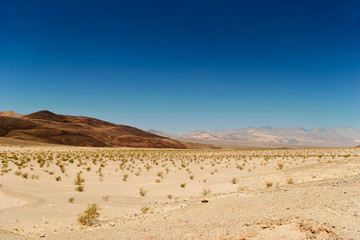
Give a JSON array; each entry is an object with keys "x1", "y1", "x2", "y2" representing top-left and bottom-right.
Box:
[{"x1": 1, "y1": 0, "x2": 359, "y2": 133}]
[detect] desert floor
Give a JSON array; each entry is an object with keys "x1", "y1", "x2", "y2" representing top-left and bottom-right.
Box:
[{"x1": 0, "y1": 144, "x2": 359, "y2": 239}]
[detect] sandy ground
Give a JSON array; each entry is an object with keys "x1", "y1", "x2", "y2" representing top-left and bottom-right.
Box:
[{"x1": 0, "y1": 146, "x2": 359, "y2": 239}]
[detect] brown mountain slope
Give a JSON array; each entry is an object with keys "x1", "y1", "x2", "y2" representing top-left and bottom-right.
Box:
[{"x1": 0, "y1": 111, "x2": 216, "y2": 149}]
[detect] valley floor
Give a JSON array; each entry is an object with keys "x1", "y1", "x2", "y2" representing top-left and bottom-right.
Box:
[{"x1": 0, "y1": 146, "x2": 359, "y2": 239}]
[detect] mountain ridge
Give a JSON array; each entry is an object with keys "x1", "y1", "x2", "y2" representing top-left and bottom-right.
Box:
[{"x1": 0, "y1": 110, "x2": 216, "y2": 149}]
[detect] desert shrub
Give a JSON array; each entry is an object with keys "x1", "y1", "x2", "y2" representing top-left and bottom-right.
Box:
[
  {"x1": 141, "y1": 206, "x2": 150, "y2": 214},
  {"x1": 157, "y1": 171, "x2": 163, "y2": 178},
  {"x1": 287, "y1": 178, "x2": 294, "y2": 184},
  {"x1": 122, "y1": 174, "x2": 129, "y2": 181},
  {"x1": 231, "y1": 177, "x2": 238, "y2": 184},
  {"x1": 139, "y1": 188, "x2": 147, "y2": 197},
  {"x1": 75, "y1": 185, "x2": 84, "y2": 192},
  {"x1": 74, "y1": 171, "x2": 85, "y2": 192},
  {"x1": 74, "y1": 171, "x2": 85, "y2": 185},
  {"x1": 77, "y1": 204, "x2": 100, "y2": 226},
  {"x1": 22, "y1": 172, "x2": 28, "y2": 179}
]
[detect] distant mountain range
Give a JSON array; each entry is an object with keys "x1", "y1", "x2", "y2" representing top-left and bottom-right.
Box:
[
  {"x1": 1, "y1": 110, "x2": 358, "y2": 148},
  {"x1": 148, "y1": 127, "x2": 360, "y2": 147},
  {"x1": 0, "y1": 110, "x2": 214, "y2": 149}
]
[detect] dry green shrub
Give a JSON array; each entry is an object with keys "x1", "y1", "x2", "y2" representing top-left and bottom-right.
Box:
[
  {"x1": 77, "y1": 204, "x2": 100, "y2": 226},
  {"x1": 266, "y1": 182, "x2": 273, "y2": 188},
  {"x1": 141, "y1": 206, "x2": 150, "y2": 214},
  {"x1": 231, "y1": 177, "x2": 238, "y2": 184},
  {"x1": 287, "y1": 178, "x2": 294, "y2": 184},
  {"x1": 75, "y1": 185, "x2": 84, "y2": 192},
  {"x1": 139, "y1": 188, "x2": 147, "y2": 197},
  {"x1": 74, "y1": 171, "x2": 85, "y2": 192},
  {"x1": 22, "y1": 172, "x2": 28, "y2": 179},
  {"x1": 123, "y1": 174, "x2": 129, "y2": 181}
]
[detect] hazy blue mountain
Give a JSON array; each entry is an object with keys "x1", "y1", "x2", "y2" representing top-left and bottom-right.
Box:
[{"x1": 149, "y1": 127, "x2": 360, "y2": 147}]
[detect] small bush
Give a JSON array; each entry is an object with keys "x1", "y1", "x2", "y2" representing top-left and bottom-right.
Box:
[
  {"x1": 68, "y1": 197, "x2": 75, "y2": 203},
  {"x1": 139, "y1": 188, "x2": 147, "y2": 197},
  {"x1": 75, "y1": 185, "x2": 84, "y2": 192},
  {"x1": 287, "y1": 178, "x2": 294, "y2": 184},
  {"x1": 77, "y1": 204, "x2": 100, "y2": 226},
  {"x1": 180, "y1": 183, "x2": 186, "y2": 188},
  {"x1": 123, "y1": 174, "x2": 129, "y2": 181},
  {"x1": 74, "y1": 171, "x2": 85, "y2": 185},
  {"x1": 157, "y1": 171, "x2": 163, "y2": 178},
  {"x1": 74, "y1": 171, "x2": 85, "y2": 192},
  {"x1": 141, "y1": 206, "x2": 150, "y2": 214},
  {"x1": 231, "y1": 177, "x2": 238, "y2": 184}
]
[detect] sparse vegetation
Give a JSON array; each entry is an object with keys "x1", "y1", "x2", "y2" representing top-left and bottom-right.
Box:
[
  {"x1": 231, "y1": 177, "x2": 238, "y2": 184},
  {"x1": 139, "y1": 188, "x2": 147, "y2": 197},
  {"x1": 1, "y1": 144, "x2": 359, "y2": 235},
  {"x1": 77, "y1": 204, "x2": 100, "y2": 226},
  {"x1": 141, "y1": 206, "x2": 150, "y2": 214},
  {"x1": 287, "y1": 178, "x2": 294, "y2": 184},
  {"x1": 122, "y1": 174, "x2": 129, "y2": 181},
  {"x1": 74, "y1": 171, "x2": 85, "y2": 192}
]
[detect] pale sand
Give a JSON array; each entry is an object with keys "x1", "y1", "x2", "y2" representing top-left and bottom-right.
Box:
[{"x1": 0, "y1": 146, "x2": 359, "y2": 239}]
